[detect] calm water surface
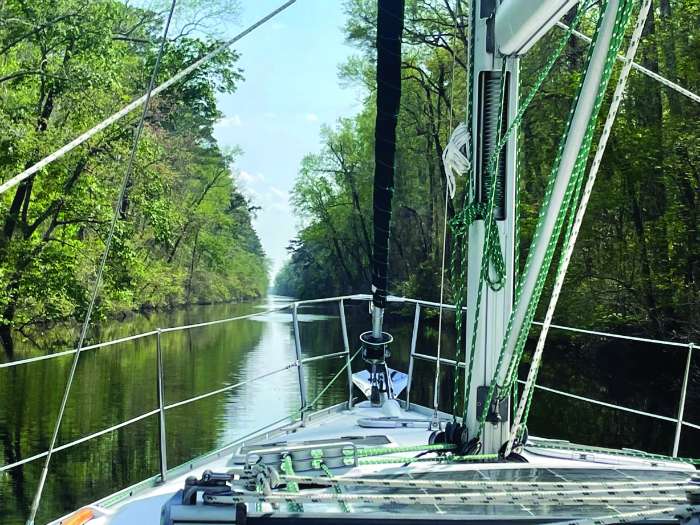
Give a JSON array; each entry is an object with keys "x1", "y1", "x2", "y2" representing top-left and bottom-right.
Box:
[{"x1": 1, "y1": 296, "x2": 698, "y2": 523}]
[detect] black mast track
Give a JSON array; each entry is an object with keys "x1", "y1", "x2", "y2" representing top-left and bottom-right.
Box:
[{"x1": 371, "y1": 0, "x2": 405, "y2": 310}]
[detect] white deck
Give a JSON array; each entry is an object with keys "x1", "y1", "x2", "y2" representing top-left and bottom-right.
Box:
[{"x1": 53, "y1": 401, "x2": 696, "y2": 524}]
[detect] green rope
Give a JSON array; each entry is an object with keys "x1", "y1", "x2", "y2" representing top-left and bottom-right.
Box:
[
  {"x1": 529, "y1": 441, "x2": 700, "y2": 466},
  {"x1": 501, "y1": 0, "x2": 628, "y2": 395},
  {"x1": 341, "y1": 443, "x2": 495, "y2": 465},
  {"x1": 320, "y1": 462, "x2": 350, "y2": 513},
  {"x1": 346, "y1": 443, "x2": 456, "y2": 458},
  {"x1": 280, "y1": 455, "x2": 303, "y2": 512},
  {"x1": 515, "y1": 0, "x2": 635, "y2": 438},
  {"x1": 449, "y1": 453, "x2": 499, "y2": 463},
  {"x1": 358, "y1": 453, "x2": 498, "y2": 465},
  {"x1": 477, "y1": 0, "x2": 635, "y2": 440},
  {"x1": 450, "y1": 3, "x2": 592, "y2": 422},
  {"x1": 255, "y1": 476, "x2": 263, "y2": 513}
]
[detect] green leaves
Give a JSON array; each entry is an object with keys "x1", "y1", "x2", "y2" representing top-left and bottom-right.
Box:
[
  {"x1": 280, "y1": 0, "x2": 699, "y2": 341},
  {"x1": 0, "y1": 0, "x2": 267, "y2": 345}
]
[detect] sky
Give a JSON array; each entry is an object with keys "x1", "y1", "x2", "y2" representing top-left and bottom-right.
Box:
[{"x1": 212, "y1": 1, "x2": 362, "y2": 278}]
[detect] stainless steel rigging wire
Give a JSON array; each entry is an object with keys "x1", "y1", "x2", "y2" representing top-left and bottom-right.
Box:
[
  {"x1": 25, "y1": 2, "x2": 178, "y2": 522},
  {"x1": 0, "y1": 0, "x2": 297, "y2": 196},
  {"x1": 557, "y1": 19, "x2": 700, "y2": 104},
  {"x1": 434, "y1": 0, "x2": 462, "y2": 418}
]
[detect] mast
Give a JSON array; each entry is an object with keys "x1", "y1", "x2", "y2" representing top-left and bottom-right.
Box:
[
  {"x1": 463, "y1": 0, "x2": 520, "y2": 453},
  {"x1": 465, "y1": 0, "x2": 630, "y2": 454}
]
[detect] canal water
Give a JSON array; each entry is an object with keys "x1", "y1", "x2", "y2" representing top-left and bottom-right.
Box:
[{"x1": 0, "y1": 296, "x2": 698, "y2": 524}]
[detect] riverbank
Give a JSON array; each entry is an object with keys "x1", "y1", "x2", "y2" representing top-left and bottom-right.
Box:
[{"x1": 1, "y1": 295, "x2": 269, "y2": 363}]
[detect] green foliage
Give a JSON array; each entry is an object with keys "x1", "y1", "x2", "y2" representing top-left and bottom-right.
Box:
[
  {"x1": 0, "y1": 0, "x2": 268, "y2": 352},
  {"x1": 278, "y1": 0, "x2": 699, "y2": 340}
]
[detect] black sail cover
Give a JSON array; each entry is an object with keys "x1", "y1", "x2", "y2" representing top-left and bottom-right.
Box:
[{"x1": 372, "y1": 0, "x2": 405, "y2": 309}]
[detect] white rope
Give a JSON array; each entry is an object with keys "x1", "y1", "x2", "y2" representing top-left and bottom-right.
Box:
[
  {"x1": 0, "y1": 0, "x2": 297, "y2": 196},
  {"x1": 209, "y1": 490, "x2": 687, "y2": 506},
  {"x1": 442, "y1": 0, "x2": 473, "y2": 201},
  {"x1": 505, "y1": 0, "x2": 652, "y2": 458},
  {"x1": 551, "y1": 504, "x2": 699, "y2": 525},
  {"x1": 557, "y1": 21, "x2": 700, "y2": 105},
  {"x1": 442, "y1": 123, "x2": 471, "y2": 199},
  {"x1": 280, "y1": 474, "x2": 690, "y2": 492}
]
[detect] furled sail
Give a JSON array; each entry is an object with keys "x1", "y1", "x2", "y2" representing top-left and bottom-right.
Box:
[{"x1": 371, "y1": 0, "x2": 405, "y2": 312}]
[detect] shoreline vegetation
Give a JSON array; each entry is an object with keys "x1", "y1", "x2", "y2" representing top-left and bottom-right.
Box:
[
  {"x1": 6, "y1": 296, "x2": 266, "y2": 358},
  {"x1": 275, "y1": 0, "x2": 699, "y2": 343},
  {"x1": 1, "y1": 0, "x2": 698, "y2": 359},
  {"x1": 0, "y1": 1, "x2": 268, "y2": 358}
]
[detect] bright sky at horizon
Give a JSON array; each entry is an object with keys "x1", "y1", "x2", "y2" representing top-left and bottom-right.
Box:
[{"x1": 213, "y1": 1, "x2": 362, "y2": 279}]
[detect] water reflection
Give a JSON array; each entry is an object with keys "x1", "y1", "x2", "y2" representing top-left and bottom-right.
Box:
[{"x1": 0, "y1": 297, "x2": 698, "y2": 524}]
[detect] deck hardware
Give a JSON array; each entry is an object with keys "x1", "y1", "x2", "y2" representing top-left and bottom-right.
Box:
[
  {"x1": 476, "y1": 385, "x2": 509, "y2": 423},
  {"x1": 359, "y1": 330, "x2": 394, "y2": 406},
  {"x1": 245, "y1": 442, "x2": 357, "y2": 473},
  {"x1": 182, "y1": 471, "x2": 233, "y2": 505}
]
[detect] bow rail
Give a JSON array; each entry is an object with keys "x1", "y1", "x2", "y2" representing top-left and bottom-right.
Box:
[{"x1": 0, "y1": 294, "x2": 696, "y2": 481}]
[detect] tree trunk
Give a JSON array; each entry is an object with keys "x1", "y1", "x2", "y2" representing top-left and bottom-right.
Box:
[
  {"x1": 624, "y1": 169, "x2": 661, "y2": 332},
  {"x1": 186, "y1": 227, "x2": 200, "y2": 303},
  {"x1": 658, "y1": 0, "x2": 682, "y2": 116}
]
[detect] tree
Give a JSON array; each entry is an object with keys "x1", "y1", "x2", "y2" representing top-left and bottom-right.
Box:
[
  {"x1": 278, "y1": 0, "x2": 699, "y2": 342},
  {"x1": 0, "y1": 0, "x2": 268, "y2": 357}
]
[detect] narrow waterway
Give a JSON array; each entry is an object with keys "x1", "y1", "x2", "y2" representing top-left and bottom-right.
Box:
[{"x1": 0, "y1": 296, "x2": 697, "y2": 524}]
